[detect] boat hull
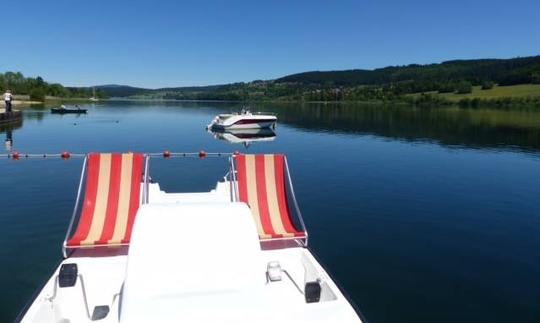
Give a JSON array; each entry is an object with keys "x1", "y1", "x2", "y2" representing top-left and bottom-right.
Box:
[
  {"x1": 51, "y1": 108, "x2": 87, "y2": 114},
  {"x1": 211, "y1": 120, "x2": 275, "y2": 130}
]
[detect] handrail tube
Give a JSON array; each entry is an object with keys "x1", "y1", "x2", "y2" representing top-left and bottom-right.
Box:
[
  {"x1": 230, "y1": 156, "x2": 239, "y2": 202},
  {"x1": 284, "y1": 157, "x2": 308, "y2": 246},
  {"x1": 143, "y1": 155, "x2": 150, "y2": 204},
  {"x1": 62, "y1": 156, "x2": 88, "y2": 258},
  {"x1": 46, "y1": 274, "x2": 92, "y2": 320}
]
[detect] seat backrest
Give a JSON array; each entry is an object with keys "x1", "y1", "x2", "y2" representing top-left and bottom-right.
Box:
[
  {"x1": 234, "y1": 154, "x2": 305, "y2": 240},
  {"x1": 67, "y1": 153, "x2": 144, "y2": 248}
]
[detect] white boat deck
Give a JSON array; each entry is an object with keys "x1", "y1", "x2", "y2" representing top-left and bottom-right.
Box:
[{"x1": 19, "y1": 181, "x2": 363, "y2": 323}]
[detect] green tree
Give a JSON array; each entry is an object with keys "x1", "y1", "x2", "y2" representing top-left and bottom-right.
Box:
[
  {"x1": 438, "y1": 83, "x2": 455, "y2": 93},
  {"x1": 481, "y1": 81, "x2": 494, "y2": 90},
  {"x1": 455, "y1": 81, "x2": 472, "y2": 94},
  {"x1": 532, "y1": 72, "x2": 540, "y2": 84},
  {"x1": 29, "y1": 88, "x2": 46, "y2": 101}
]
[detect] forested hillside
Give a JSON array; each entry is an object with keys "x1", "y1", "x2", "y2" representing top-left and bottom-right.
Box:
[
  {"x1": 97, "y1": 55, "x2": 540, "y2": 103},
  {"x1": 0, "y1": 72, "x2": 105, "y2": 101},
  {"x1": 276, "y1": 56, "x2": 540, "y2": 88}
]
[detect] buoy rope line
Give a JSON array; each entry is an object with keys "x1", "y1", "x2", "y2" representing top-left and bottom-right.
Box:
[{"x1": 0, "y1": 151, "x2": 241, "y2": 160}]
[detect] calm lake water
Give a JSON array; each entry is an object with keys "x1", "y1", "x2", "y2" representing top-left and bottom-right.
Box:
[{"x1": 1, "y1": 101, "x2": 539, "y2": 323}]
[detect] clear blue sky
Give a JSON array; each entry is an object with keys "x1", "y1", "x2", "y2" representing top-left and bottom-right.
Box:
[{"x1": 2, "y1": 0, "x2": 539, "y2": 88}]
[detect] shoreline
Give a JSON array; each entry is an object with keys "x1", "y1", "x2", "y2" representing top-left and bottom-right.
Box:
[
  {"x1": 3, "y1": 97, "x2": 100, "y2": 108},
  {"x1": 5, "y1": 96, "x2": 540, "y2": 110}
]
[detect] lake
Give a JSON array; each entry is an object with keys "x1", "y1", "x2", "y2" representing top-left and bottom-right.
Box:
[{"x1": 1, "y1": 101, "x2": 539, "y2": 323}]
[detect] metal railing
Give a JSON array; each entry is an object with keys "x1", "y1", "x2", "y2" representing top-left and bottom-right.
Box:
[
  {"x1": 284, "y1": 157, "x2": 309, "y2": 246},
  {"x1": 229, "y1": 156, "x2": 239, "y2": 202},
  {"x1": 62, "y1": 156, "x2": 88, "y2": 258},
  {"x1": 143, "y1": 156, "x2": 150, "y2": 204}
]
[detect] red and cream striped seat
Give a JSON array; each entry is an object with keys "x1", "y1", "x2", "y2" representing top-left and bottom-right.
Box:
[
  {"x1": 234, "y1": 154, "x2": 306, "y2": 241},
  {"x1": 66, "y1": 153, "x2": 144, "y2": 248}
]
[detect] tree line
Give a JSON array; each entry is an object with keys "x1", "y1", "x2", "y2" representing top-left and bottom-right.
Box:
[{"x1": 0, "y1": 71, "x2": 105, "y2": 101}]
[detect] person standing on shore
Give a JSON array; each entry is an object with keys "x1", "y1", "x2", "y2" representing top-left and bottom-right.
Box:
[{"x1": 3, "y1": 89, "x2": 13, "y2": 112}]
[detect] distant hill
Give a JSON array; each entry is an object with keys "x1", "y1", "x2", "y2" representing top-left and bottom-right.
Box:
[
  {"x1": 93, "y1": 83, "x2": 235, "y2": 98},
  {"x1": 275, "y1": 56, "x2": 540, "y2": 86},
  {"x1": 92, "y1": 55, "x2": 540, "y2": 103},
  {"x1": 94, "y1": 84, "x2": 150, "y2": 97}
]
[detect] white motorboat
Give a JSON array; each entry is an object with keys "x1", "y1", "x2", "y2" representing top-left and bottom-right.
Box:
[
  {"x1": 17, "y1": 152, "x2": 364, "y2": 323},
  {"x1": 210, "y1": 128, "x2": 276, "y2": 147},
  {"x1": 207, "y1": 109, "x2": 277, "y2": 130}
]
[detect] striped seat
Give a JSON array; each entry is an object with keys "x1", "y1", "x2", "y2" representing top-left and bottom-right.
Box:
[
  {"x1": 235, "y1": 154, "x2": 306, "y2": 240},
  {"x1": 67, "y1": 153, "x2": 144, "y2": 248}
]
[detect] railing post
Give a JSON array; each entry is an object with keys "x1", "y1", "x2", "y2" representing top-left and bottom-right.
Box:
[
  {"x1": 143, "y1": 155, "x2": 150, "y2": 204},
  {"x1": 229, "y1": 155, "x2": 239, "y2": 202},
  {"x1": 284, "y1": 157, "x2": 309, "y2": 247},
  {"x1": 62, "y1": 155, "x2": 88, "y2": 258}
]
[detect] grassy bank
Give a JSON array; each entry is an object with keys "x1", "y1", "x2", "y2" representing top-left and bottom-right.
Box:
[
  {"x1": 438, "y1": 84, "x2": 540, "y2": 101},
  {"x1": 406, "y1": 84, "x2": 540, "y2": 108}
]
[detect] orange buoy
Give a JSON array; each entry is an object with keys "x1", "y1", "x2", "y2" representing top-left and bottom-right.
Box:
[
  {"x1": 61, "y1": 151, "x2": 71, "y2": 159},
  {"x1": 163, "y1": 150, "x2": 171, "y2": 158},
  {"x1": 199, "y1": 150, "x2": 207, "y2": 159},
  {"x1": 11, "y1": 151, "x2": 20, "y2": 160}
]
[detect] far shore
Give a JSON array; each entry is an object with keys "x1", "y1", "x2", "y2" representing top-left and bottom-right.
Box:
[
  {"x1": 3, "y1": 93, "x2": 540, "y2": 110},
  {"x1": 2, "y1": 95, "x2": 99, "y2": 108}
]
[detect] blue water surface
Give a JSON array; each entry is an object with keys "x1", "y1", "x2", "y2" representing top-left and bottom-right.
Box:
[{"x1": 1, "y1": 102, "x2": 539, "y2": 323}]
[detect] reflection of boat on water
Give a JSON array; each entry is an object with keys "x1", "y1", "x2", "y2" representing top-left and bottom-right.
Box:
[
  {"x1": 207, "y1": 109, "x2": 277, "y2": 130},
  {"x1": 18, "y1": 153, "x2": 364, "y2": 323},
  {"x1": 211, "y1": 128, "x2": 276, "y2": 147},
  {"x1": 51, "y1": 105, "x2": 87, "y2": 114}
]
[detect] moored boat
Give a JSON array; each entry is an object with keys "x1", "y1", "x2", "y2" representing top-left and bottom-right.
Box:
[
  {"x1": 17, "y1": 152, "x2": 364, "y2": 323},
  {"x1": 207, "y1": 109, "x2": 277, "y2": 130},
  {"x1": 51, "y1": 105, "x2": 87, "y2": 114}
]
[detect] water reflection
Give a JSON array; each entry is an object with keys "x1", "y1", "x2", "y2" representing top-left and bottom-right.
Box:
[
  {"x1": 209, "y1": 128, "x2": 276, "y2": 148},
  {"x1": 11, "y1": 101, "x2": 540, "y2": 153},
  {"x1": 0, "y1": 117, "x2": 22, "y2": 151},
  {"x1": 249, "y1": 103, "x2": 540, "y2": 152}
]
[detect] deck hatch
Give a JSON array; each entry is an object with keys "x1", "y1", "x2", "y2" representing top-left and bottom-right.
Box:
[
  {"x1": 305, "y1": 281, "x2": 322, "y2": 303},
  {"x1": 58, "y1": 263, "x2": 78, "y2": 288}
]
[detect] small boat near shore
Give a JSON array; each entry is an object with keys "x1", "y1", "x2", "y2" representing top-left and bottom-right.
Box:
[
  {"x1": 207, "y1": 109, "x2": 277, "y2": 130},
  {"x1": 17, "y1": 152, "x2": 364, "y2": 323},
  {"x1": 51, "y1": 105, "x2": 87, "y2": 114}
]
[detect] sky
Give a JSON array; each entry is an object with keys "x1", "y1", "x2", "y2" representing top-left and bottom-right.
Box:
[{"x1": 2, "y1": 0, "x2": 539, "y2": 88}]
